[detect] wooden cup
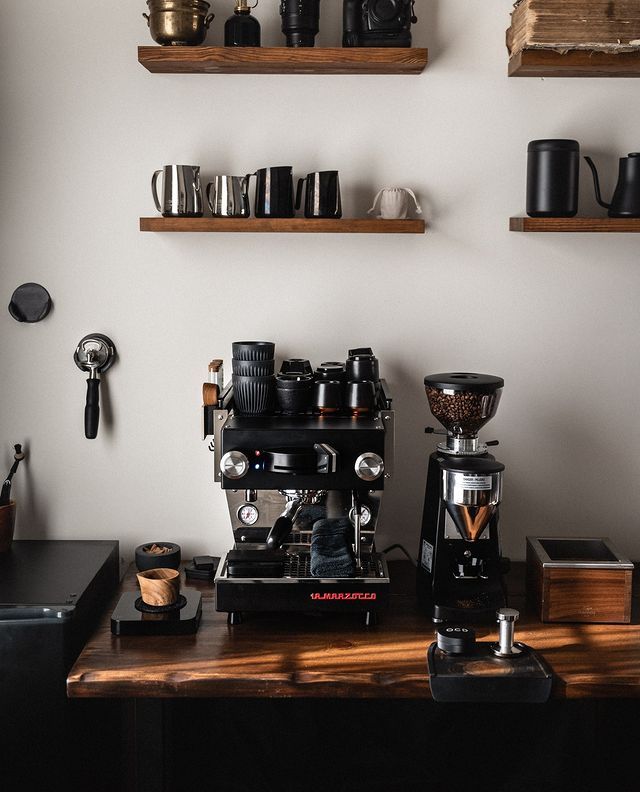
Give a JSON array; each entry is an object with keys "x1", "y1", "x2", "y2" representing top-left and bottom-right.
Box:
[
  {"x1": 0, "y1": 501, "x2": 16, "y2": 553},
  {"x1": 136, "y1": 567, "x2": 180, "y2": 607}
]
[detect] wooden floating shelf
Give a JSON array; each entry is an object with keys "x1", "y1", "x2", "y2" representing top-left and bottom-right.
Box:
[
  {"x1": 140, "y1": 217, "x2": 426, "y2": 234},
  {"x1": 510, "y1": 217, "x2": 640, "y2": 233},
  {"x1": 509, "y1": 48, "x2": 640, "y2": 77},
  {"x1": 138, "y1": 46, "x2": 428, "y2": 75}
]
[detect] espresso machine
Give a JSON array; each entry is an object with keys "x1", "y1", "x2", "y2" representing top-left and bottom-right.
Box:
[
  {"x1": 416, "y1": 373, "x2": 508, "y2": 623},
  {"x1": 203, "y1": 346, "x2": 395, "y2": 625}
]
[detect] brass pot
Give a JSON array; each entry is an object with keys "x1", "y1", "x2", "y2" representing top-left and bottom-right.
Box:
[{"x1": 143, "y1": 0, "x2": 214, "y2": 46}]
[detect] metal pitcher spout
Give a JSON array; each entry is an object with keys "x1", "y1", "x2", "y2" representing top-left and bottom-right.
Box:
[{"x1": 584, "y1": 156, "x2": 611, "y2": 210}]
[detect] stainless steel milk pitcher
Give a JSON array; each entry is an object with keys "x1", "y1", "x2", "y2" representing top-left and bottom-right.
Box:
[
  {"x1": 206, "y1": 175, "x2": 251, "y2": 218},
  {"x1": 152, "y1": 165, "x2": 203, "y2": 217}
]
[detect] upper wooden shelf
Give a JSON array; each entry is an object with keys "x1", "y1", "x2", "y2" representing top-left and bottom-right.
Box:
[
  {"x1": 510, "y1": 217, "x2": 640, "y2": 233},
  {"x1": 138, "y1": 46, "x2": 428, "y2": 74},
  {"x1": 509, "y1": 48, "x2": 640, "y2": 77},
  {"x1": 140, "y1": 217, "x2": 426, "y2": 234}
]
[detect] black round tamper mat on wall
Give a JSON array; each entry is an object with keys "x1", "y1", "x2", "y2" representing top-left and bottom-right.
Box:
[{"x1": 8, "y1": 283, "x2": 52, "y2": 323}]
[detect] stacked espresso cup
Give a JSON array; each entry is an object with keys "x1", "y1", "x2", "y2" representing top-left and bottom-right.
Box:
[{"x1": 231, "y1": 341, "x2": 276, "y2": 415}]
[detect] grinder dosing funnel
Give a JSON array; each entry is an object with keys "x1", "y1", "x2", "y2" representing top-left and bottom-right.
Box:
[{"x1": 442, "y1": 457, "x2": 504, "y2": 542}]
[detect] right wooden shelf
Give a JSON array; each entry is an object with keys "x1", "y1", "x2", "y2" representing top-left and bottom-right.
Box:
[
  {"x1": 510, "y1": 217, "x2": 640, "y2": 233},
  {"x1": 508, "y1": 48, "x2": 640, "y2": 77}
]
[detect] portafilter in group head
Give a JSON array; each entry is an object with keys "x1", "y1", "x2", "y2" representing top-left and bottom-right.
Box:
[{"x1": 424, "y1": 373, "x2": 503, "y2": 455}]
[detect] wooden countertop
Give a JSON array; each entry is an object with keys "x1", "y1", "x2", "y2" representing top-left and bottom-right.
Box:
[{"x1": 67, "y1": 561, "x2": 640, "y2": 700}]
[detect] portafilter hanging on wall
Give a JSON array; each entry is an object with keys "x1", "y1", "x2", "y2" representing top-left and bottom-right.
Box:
[{"x1": 74, "y1": 334, "x2": 116, "y2": 439}]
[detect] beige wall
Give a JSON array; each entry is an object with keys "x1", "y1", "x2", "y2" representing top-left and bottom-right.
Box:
[{"x1": 1, "y1": 2, "x2": 639, "y2": 564}]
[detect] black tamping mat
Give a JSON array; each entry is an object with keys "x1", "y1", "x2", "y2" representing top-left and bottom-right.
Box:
[
  {"x1": 427, "y1": 641, "x2": 553, "y2": 703},
  {"x1": 110, "y1": 588, "x2": 202, "y2": 635}
]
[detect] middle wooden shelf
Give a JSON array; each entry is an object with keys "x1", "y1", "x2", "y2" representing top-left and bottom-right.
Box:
[{"x1": 140, "y1": 217, "x2": 426, "y2": 234}]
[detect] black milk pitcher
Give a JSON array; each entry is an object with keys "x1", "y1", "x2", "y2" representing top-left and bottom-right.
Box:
[
  {"x1": 251, "y1": 166, "x2": 295, "y2": 218},
  {"x1": 295, "y1": 171, "x2": 342, "y2": 219}
]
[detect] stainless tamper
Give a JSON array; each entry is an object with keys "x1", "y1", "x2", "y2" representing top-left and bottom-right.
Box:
[
  {"x1": 74, "y1": 334, "x2": 116, "y2": 439},
  {"x1": 491, "y1": 607, "x2": 523, "y2": 657}
]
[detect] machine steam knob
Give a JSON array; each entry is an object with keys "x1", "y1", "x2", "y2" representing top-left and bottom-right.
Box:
[
  {"x1": 354, "y1": 452, "x2": 384, "y2": 481},
  {"x1": 220, "y1": 451, "x2": 249, "y2": 480}
]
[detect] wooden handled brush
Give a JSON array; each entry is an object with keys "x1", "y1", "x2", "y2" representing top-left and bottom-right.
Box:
[{"x1": 0, "y1": 444, "x2": 25, "y2": 507}]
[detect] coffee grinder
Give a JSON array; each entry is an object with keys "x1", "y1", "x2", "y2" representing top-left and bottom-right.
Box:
[{"x1": 416, "y1": 373, "x2": 507, "y2": 623}]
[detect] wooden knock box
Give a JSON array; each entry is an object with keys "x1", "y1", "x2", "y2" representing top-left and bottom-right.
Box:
[{"x1": 526, "y1": 537, "x2": 634, "y2": 623}]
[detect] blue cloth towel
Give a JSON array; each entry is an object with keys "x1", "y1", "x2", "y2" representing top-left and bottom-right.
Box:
[{"x1": 310, "y1": 517, "x2": 356, "y2": 578}]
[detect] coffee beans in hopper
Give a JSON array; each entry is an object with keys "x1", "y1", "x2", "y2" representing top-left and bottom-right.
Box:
[{"x1": 425, "y1": 386, "x2": 496, "y2": 436}]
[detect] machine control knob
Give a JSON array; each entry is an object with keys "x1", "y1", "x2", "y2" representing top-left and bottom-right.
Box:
[
  {"x1": 354, "y1": 452, "x2": 384, "y2": 481},
  {"x1": 220, "y1": 451, "x2": 249, "y2": 480}
]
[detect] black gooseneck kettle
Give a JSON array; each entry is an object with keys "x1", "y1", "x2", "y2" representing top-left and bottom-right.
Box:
[{"x1": 584, "y1": 153, "x2": 640, "y2": 217}]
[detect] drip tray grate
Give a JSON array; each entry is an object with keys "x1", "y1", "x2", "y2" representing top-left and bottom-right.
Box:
[{"x1": 283, "y1": 552, "x2": 384, "y2": 579}]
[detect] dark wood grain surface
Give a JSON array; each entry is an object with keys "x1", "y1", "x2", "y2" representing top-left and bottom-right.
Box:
[
  {"x1": 67, "y1": 561, "x2": 640, "y2": 700},
  {"x1": 509, "y1": 48, "x2": 640, "y2": 78},
  {"x1": 138, "y1": 46, "x2": 428, "y2": 75},
  {"x1": 510, "y1": 217, "x2": 640, "y2": 232},
  {"x1": 139, "y1": 217, "x2": 426, "y2": 234}
]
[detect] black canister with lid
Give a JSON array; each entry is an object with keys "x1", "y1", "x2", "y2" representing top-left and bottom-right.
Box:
[{"x1": 526, "y1": 139, "x2": 580, "y2": 218}]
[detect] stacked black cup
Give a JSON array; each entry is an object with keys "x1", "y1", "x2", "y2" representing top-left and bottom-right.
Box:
[
  {"x1": 276, "y1": 358, "x2": 314, "y2": 414},
  {"x1": 344, "y1": 348, "x2": 379, "y2": 416},
  {"x1": 232, "y1": 341, "x2": 276, "y2": 415}
]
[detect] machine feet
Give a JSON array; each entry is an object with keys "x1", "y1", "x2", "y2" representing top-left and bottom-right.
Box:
[{"x1": 227, "y1": 611, "x2": 243, "y2": 625}]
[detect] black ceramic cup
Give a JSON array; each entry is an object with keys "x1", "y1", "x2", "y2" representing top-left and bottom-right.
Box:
[
  {"x1": 232, "y1": 358, "x2": 275, "y2": 376},
  {"x1": 276, "y1": 373, "x2": 314, "y2": 414},
  {"x1": 313, "y1": 379, "x2": 343, "y2": 414},
  {"x1": 232, "y1": 341, "x2": 275, "y2": 361},
  {"x1": 232, "y1": 373, "x2": 276, "y2": 415},
  {"x1": 346, "y1": 380, "x2": 376, "y2": 416},
  {"x1": 315, "y1": 362, "x2": 346, "y2": 384},
  {"x1": 346, "y1": 353, "x2": 379, "y2": 382}
]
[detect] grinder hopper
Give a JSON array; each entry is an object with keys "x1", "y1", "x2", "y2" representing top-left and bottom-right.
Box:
[{"x1": 424, "y1": 373, "x2": 505, "y2": 541}]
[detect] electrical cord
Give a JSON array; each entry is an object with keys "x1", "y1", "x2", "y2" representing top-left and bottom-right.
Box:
[{"x1": 381, "y1": 543, "x2": 417, "y2": 567}]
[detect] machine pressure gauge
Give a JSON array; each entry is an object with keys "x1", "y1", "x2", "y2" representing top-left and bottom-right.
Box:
[
  {"x1": 237, "y1": 504, "x2": 259, "y2": 526},
  {"x1": 349, "y1": 505, "x2": 372, "y2": 527}
]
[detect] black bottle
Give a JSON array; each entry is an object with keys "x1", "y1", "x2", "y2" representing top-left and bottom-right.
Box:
[{"x1": 225, "y1": 0, "x2": 261, "y2": 47}]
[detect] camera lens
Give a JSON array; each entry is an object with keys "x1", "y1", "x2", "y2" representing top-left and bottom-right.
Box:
[{"x1": 280, "y1": 0, "x2": 320, "y2": 47}]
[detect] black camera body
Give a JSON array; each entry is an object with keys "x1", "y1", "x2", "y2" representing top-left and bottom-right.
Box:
[{"x1": 343, "y1": 0, "x2": 416, "y2": 48}]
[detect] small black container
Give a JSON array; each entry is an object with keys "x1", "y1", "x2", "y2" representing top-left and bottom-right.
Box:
[
  {"x1": 276, "y1": 373, "x2": 314, "y2": 414},
  {"x1": 315, "y1": 362, "x2": 346, "y2": 383},
  {"x1": 345, "y1": 380, "x2": 376, "y2": 416},
  {"x1": 526, "y1": 139, "x2": 580, "y2": 218},
  {"x1": 313, "y1": 380, "x2": 343, "y2": 415},
  {"x1": 280, "y1": 358, "x2": 313, "y2": 376},
  {"x1": 135, "y1": 542, "x2": 181, "y2": 572},
  {"x1": 346, "y1": 353, "x2": 379, "y2": 383},
  {"x1": 232, "y1": 358, "x2": 275, "y2": 376},
  {"x1": 232, "y1": 341, "x2": 275, "y2": 361}
]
